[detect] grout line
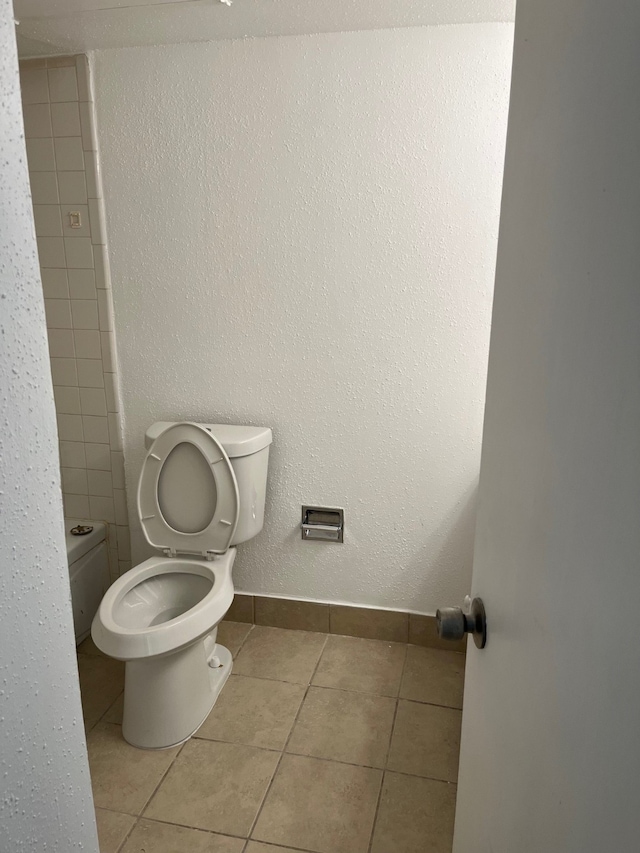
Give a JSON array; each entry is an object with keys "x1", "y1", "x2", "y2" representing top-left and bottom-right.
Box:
[{"x1": 244, "y1": 633, "x2": 329, "y2": 844}]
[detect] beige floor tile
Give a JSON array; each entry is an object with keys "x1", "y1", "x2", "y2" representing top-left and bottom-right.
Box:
[
  {"x1": 197, "y1": 675, "x2": 305, "y2": 749},
  {"x1": 103, "y1": 692, "x2": 123, "y2": 725},
  {"x1": 78, "y1": 636, "x2": 105, "y2": 656},
  {"x1": 400, "y1": 646, "x2": 465, "y2": 709},
  {"x1": 94, "y1": 808, "x2": 135, "y2": 853},
  {"x1": 216, "y1": 621, "x2": 252, "y2": 657},
  {"x1": 370, "y1": 772, "x2": 457, "y2": 853},
  {"x1": 387, "y1": 700, "x2": 461, "y2": 782},
  {"x1": 234, "y1": 626, "x2": 326, "y2": 684},
  {"x1": 121, "y1": 818, "x2": 244, "y2": 852},
  {"x1": 144, "y1": 739, "x2": 279, "y2": 836},
  {"x1": 252, "y1": 754, "x2": 382, "y2": 853},
  {"x1": 87, "y1": 723, "x2": 181, "y2": 814},
  {"x1": 246, "y1": 844, "x2": 308, "y2": 853},
  {"x1": 312, "y1": 635, "x2": 406, "y2": 696},
  {"x1": 78, "y1": 654, "x2": 125, "y2": 730},
  {"x1": 287, "y1": 686, "x2": 396, "y2": 768}
]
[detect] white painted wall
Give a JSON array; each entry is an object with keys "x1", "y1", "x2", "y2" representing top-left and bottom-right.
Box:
[
  {"x1": 93, "y1": 24, "x2": 513, "y2": 613},
  {"x1": 0, "y1": 3, "x2": 98, "y2": 850},
  {"x1": 455, "y1": 0, "x2": 640, "y2": 849}
]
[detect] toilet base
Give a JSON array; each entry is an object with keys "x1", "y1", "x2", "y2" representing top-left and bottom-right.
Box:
[{"x1": 122, "y1": 638, "x2": 233, "y2": 750}]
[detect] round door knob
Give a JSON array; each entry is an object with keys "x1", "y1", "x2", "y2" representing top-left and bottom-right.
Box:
[{"x1": 436, "y1": 597, "x2": 487, "y2": 649}]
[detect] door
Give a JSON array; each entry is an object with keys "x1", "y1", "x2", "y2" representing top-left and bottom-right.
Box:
[{"x1": 453, "y1": 1, "x2": 640, "y2": 849}]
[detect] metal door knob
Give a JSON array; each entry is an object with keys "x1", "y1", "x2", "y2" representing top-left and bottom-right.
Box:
[{"x1": 436, "y1": 597, "x2": 487, "y2": 649}]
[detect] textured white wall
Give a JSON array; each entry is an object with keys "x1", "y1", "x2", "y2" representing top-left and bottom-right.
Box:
[
  {"x1": 0, "y1": 4, "x2": 98, "y2": 850},
  {"x1": 93, "y1": 24, "x2": 513, "y2": 613}
]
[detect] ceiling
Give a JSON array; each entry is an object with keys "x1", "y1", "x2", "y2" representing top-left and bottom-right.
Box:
[{"x1": 14, "y1": 0, "x2": 516, "y2": 56}]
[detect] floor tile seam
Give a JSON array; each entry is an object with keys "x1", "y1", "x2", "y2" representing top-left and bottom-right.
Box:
[
  {"x1": 138, "y1": 740, "x2": 187, "y2": 819},
  {"x1": 383, "y1": 765, "x2": 459, "y2": 785},
  {"x1": 124, "y1": 814, "x2": 253, "y2": 843},
  {"x1": 114, "y1": 814, "x2": 140, "y2": 853},
  {"x1": 366, "y1": 697, "x2": 399, "y2": 853},
  {"x1": 245, "y1": 634, "x2": 329, "y2": 842},
  {"x1": 96, "y1": 689, "x2": 124, "y2": 726},
  {"x1": 232, "y1": 623, "x2": 256, "y2": 658},
  {"x1": 397, "y1": 695, "x2": 464, "y2": 711},
  {"x1": 93, "y1": 804, "x2": 139, "y2": 818}
]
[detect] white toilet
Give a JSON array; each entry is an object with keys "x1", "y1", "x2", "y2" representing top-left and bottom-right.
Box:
[{"x1": 91, "y1": 421, "x2": 272, "y2": 749}]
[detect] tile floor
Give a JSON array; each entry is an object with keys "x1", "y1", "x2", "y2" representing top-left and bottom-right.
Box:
[{"x1": 78, "y1": 621, "x2": 465, "y2": 853}]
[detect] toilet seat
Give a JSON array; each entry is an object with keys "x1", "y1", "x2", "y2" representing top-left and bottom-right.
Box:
[{"x1": 138, "y1": 422, "x2": 239, "y2": 558}]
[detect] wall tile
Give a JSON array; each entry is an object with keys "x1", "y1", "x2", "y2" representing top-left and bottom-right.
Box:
[
  {"x1": 80, "y1": 387, "x2": 107, "y2": 416},
  {"x1": 51, "y1": 102, "x2": 81, "y2": 137},
  {"x1": 64, "y1": 237, "x2": 93, "y2": 268},
  {"x1": 116, "y1": 526, "x2": 131, "y2": 561},
  {"x1": 76, "y1": 55, "x2": 91, "y2": 101},
  {"x1": 58, "y1": 171, "x2": 88, "y2": 204},
  {"x1": 88, "y1": 197, "x2": 106, "y2": 244},
  {"x1": 84, "y1": 150, "x2": 99, "y2": 198},
  {"x1": 57, "y1": 413, "x2": 84, "y2": 442},
  {"x1": 61, "y1": 203, "x2": 90, "y2": 238},
  {"x1": 54, "y1": 137, "x2": 85, "y2": 171},
  {"x1": 108, "y1": 413, "x2": 123, "y2": 451},
  {"x1": 47, "y1": 56, "x2": 75, "y2": 68},
  {"x1": 88, "y1": 469, "x2": 113, "y2": 498},
  {"x1": 23, "y1": 103, "x2": 52, "y2": 138},
  {"x1": 113, "y1": 489, "x2": 128, "y2": 525},
  {"x1": 104, "y1": 373, "x2": 118, "y2": 412},
  {"x1": 68, "y1": 268, "x2": 96, "y2": 299},
  {"x1": 50, "y1": 357, "x2": 78, "y2": 386},
  {"x1": 82, "y1": 415, "x2": 109, "y2": 443},
  {"x1": 40, "y1": 268, "x2": 69, "y2": 298},
  {"x1": 89, "y1": 496, "x2": 115, "y2": 524},
  {"x1": 86, "y1": 443, "x2": 111, "y2": 471},
  {"x1": 64, "y1": 494, "x2": 90, "y2": 518},
  {"x1": 71, "y1": 298, "x2": 99, "y2": 329},
  {"x1": 44, "y1": 298, "x2": 72, "y2": 329},
  {"x1": 37, "y1": 237, "x2": 65, "y2": 268},
  {"x1": 59, "y1": 440, "x2": 86, "y2": 469},
  {"x1": 100, "y1": 332, "x2": 115, "y2": 371},
  {"x1": 61, "y1": 466, "x2": 88, "y2": 495},
  {"x1": 26, "y1": 138, "x2": 56, "y2": 171},
  {"x1": 79, "y1": 101, "x2": 97, "y2": 151},
  {"x1": 77, "y1": 358, "x2": 104, "y2": 387},
  {"x1": 74, "y1": 329, "x2": 101, "y2": 359},
  {"x1": 29, "y1": 172, "x2": 59, "y2": 204},
  {"x1": 48, "y1": 328, "x2": 75, "y2": 358},
  {"x1": 48, "y1": 66, "x2": 78, "y2": 102},
  {"x1": 20, "y1": 68, "x2": 49, "y2": 104},
  {"x1": 53, "y1": 386, "x2": 81, "y2": 415},
  {"x1": 34, "y1": 204, "x2": 63, "y2": 237},
  {"x1": 111, "y1": 452, "x2": 125, "y2": 489},
  {"x1": 97, "y1": 290, "x2": 113, "y2": 330}
]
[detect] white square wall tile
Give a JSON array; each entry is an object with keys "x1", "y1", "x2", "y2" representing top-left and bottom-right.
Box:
[
  {"x1": 58, "y1": 171, "x2": 87, "y2": 204},
  {"x1": 22, "y1": 103, "x2": 52, "y2": 138},
  {"x1": 29, "y1": 172, "x2": 58, "y2": 204},
  {"x1": 113, "y1": 489, "x2": 128, "y2": 525},
  {"x1": 82, "y1": 415, "x2": 109, "y2": 443},
  {"x1": 89, "y1": 496, "x2": 115, "y2": 524},
  {"x1": 97, "y1": 290, "x2": 113, "y2": 331},
  {"x1": 68, "y1": 268, "x2": 95, "y2": 299},
  {"x1": 76, "y1": 55, "x2": 91, "y2": 101},
  {"x1": 37, "y1": 237, "x2": 65, "y2": 268},
  {"x1": 44, "y1": 299, "x2": 72, "y2": 329},
  {"x1": 64, "y1": 494, "x2": 90, "y2": 518},
  {"x1": 100, "y1": 332, "x2": 115, "y2": 371},
  {"x1": 53, "y1": 137, "x2": 84, "y2": 171},
  {"x1": 48, "y1": 66, "x2": 78, "y2": 102},
  {"x1": 71, "y1": 299, "x2": 98, "y2": 329},
  {"x1": 51, "y1": 102, "x2": 81, "y2": 137},
  {"x1": 40, "y1": 268, "x2": 68, "y2": 298},
  {"x1": 33, "y1": 205, "x2": 62, "y2": 237},
  {"x1": 61, "y1": 466, "x2": 88, "y2": 495},
  {"x1": 85, "y1": 443, "x2": 111, "y2": 471},
  {"x1": 116, "y1": 526, "x2": 131, "y2": 560},
  {"x1": 47, "y1": 328, "x2": 75, "y2": 358},
  {"x1": 59, "y1": 440, "x2": 86, "y2": 468},
  {"x1": 79, "y1": 101, "x2": 97, "y2": 151},
  {"x1": 20, "y1": 68, "x2": 49, "y2": 104},
  {"x1": 61, "y1": 204, "x2": 90, "y2": 238},
  {"x1": 26, "y1": 138, "x2": 55, "y2": 171},
  {"x1": 50, "y1": 357, "x2": 77, "y2": 386},
  {"x1": 64, "y1": 237, "x2": 93, "y2": 268},
  {"x1": 111, "y1": 451, "x2": 125, "y2": 489},
  {"x1": 88, "y1": 198, "x2": 106, "y2": 244},
  {"x1": 74, "y1": 329, "x2": 101, "y2": 359},
  {"x1": 79, "y1": 387, "x2": 107, "y2": 416},
  {"x1": 88, "y1": 469, "x2": 112, "y2": 498},
  {"x1": 84, "y1": 150, "x2": 99, "y2": 199},
  {"x1": 57, "y1": 413, "x2": 84, "y2": 442},
  {"x1": 77, "y1": 359, "x2": 104, "y2": 387},
  {"x1": 53, "y1": 386, "x2": 80, "y2": 414}
]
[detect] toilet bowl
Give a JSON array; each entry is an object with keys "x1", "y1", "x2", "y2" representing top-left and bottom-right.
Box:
[{"x1": 92, "y1": 421, "x2": 271, "y2": 749}]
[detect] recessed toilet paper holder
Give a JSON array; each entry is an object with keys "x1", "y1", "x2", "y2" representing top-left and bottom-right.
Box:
[{"x1": 301, "y1": 506, "x2": 344, "y2": 543}]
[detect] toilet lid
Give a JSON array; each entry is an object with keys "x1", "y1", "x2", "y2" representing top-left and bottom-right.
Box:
[{"x1": 137, "y1": 422, "x2": 239, "y2": 557}]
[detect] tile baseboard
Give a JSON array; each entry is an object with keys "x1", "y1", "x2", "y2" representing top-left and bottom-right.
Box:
[{"x1": 224, "y1": 593, "x2": 466, "y2": 653}]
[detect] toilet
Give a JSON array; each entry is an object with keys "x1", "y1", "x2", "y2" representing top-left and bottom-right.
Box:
[{"x1": 91, "y1": 421, "x2": 272, "y2": 749}]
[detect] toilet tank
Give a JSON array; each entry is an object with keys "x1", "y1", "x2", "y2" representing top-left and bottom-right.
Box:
[{"x1": 145, "y1": 422, "x2": 272, "y2": 545}]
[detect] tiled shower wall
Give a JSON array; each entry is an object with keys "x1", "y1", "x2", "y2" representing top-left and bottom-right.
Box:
[{"x1": 19, "y1": 55, "x2": 131, "y2": 582}]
